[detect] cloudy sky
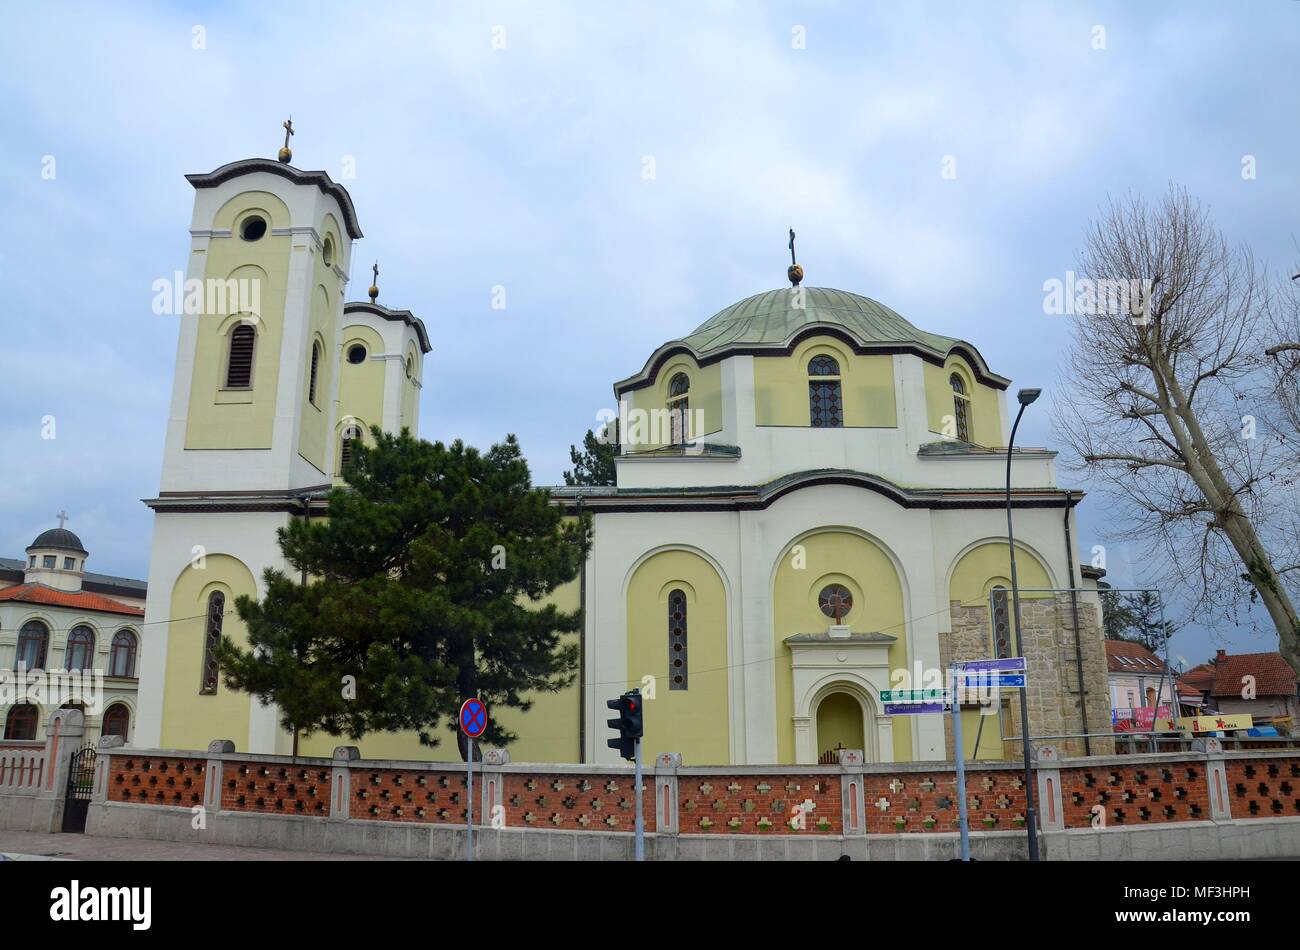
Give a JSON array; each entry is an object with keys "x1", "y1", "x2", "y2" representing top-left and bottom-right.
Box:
[{"x1": 2, "y1": 1, "x2": 1296, "y2": 666}]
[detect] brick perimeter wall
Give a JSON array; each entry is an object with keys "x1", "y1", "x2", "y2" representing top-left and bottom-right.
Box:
[
  {"x1": 94, "y1": 747, "x2": 1300, "y2": 841},
  {"x1": 350, "y1": 767, "x2": 469, "y2": 824},
  {"x1": 1061, "y1": 761, "x2": 1210, "y2": 828},
  {"x1": 866, "y1": 768, "x2": 1027, "y2": 833},
  {"x1": 678, "y1": 774, "x2": 841, "y2": 834},
  {"x1": 108, "y1": 754, "x2": 206, "y2": 808},
  {"x1": 223, "y1": 760, "x2": 331, "y2": 817},
  {"x1": 1225, "y1": 757, "x2": 1300, "y2": 819},
  {"x1": 501, "y1": 772, "x2": 645, "y2": 832}
]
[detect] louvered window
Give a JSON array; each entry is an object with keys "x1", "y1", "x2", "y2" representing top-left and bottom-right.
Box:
[
  {"x1": 340, "y1": 424, "x2": 362, "y2": 471},
  {"x1": 226, "y1": 325, "x2": 255, "y2": 389},
  {"x1": 308, "y1": 342, "x2": 321, "y2": 406}
]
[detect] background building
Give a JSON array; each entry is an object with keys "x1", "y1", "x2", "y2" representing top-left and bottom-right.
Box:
[
  {"x1": 1179, "y1": 650, "x2": 1300, "y2": 734},
  {"x1": 0, "y1": 525, "x2": 143, "y2": 743},
  {"x1": 1104, "y1": 639, "x2": 1176, "y2": 732}
]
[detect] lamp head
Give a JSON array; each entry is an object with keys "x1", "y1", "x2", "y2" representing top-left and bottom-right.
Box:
[{"x1": 1017, "y1": 388, "x2": 1042, "y2": 406}]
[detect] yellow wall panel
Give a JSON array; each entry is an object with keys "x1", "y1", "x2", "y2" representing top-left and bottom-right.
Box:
[
  {"x1": 161, "y1": 554, "x2": 256, "y2": 750},
  {"x1": 626, "y1": 551, "x2": 729, "y2": 765},
  {"x1": 772, "y1": 531, "x2": 910, "y2": 762},
  {"x1": 923, "y1": 357, "x2": 1002, "y2": 447},
  {"x1": 754, "y1": 336, "x2": 897, "y2": 428}
]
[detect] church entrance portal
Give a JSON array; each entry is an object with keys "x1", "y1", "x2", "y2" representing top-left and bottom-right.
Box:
[{"x1": 815, "y1": 692, "x2": 865, "y2": 764}]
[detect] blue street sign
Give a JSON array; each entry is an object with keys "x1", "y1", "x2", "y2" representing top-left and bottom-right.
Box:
[
  {"x1": 956, "y1": 657, "x2": 1026, "y2": 673},
  {"x1": 957, "y1": 672, "x2": 1026, "y2": 688},
  {"x1": 884, "y1": 702, "x2": 947, "y2": 715}
]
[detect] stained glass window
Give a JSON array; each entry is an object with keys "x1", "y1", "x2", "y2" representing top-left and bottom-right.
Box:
[
  {"x1": 991, "y1": 586, "x2": 1012, "y2": 659},
  {"x1": 950, "y1": 373, "x2": 970, "y2": 442},
  {"x1": 818, "y1": 584, "x2": 854, "y2": 621},
  {"x1": 668, "y1": 589, "x2": 688, "y2": 690},
  {"x1": 668, "y1": 373, "x2": 690, "y2": 445},
  {"x1": 808, "y1": 356, "x2": 843, "y2": 427},
  {"x1": 201, "y1": 591, "x2": 224, "y2": 695}
]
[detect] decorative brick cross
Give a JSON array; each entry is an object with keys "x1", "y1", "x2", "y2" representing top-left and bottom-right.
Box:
[
  {"x1": 889, "y1": 779, "x2": 906, "y2": 794},
  {"x1": 875, "y1": 797, "x2": 891, "y2": 812}
]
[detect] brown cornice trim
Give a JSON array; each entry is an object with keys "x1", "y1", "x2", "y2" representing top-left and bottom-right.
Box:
[
  {"x1": 551, "y1": 470, "x2": 1080, "y2": 514},
  {"x1": 613, "y1": 326, "x2": 1010, "y2": 398},
  {"x1": 344, "y1": 301, "x2": 432, "y2": 354},
  {"x1": 186, "y1": 159, "x2": 363, "y2": 239},
  {"x1": 154, "y1": 485, "x2": 331, "y2": 498},
  {"x1": 144, "y1": 484, "x2": 333, "y2": 514}
]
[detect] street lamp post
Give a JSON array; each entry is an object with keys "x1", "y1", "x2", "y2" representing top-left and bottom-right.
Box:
[{"x1": 1007, "y1": 387, "x2": 1041, "y2": 862}]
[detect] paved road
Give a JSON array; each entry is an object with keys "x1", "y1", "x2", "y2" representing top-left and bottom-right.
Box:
[{"x1": 0, "y1": 830, "x2": 411, "y2": 861}]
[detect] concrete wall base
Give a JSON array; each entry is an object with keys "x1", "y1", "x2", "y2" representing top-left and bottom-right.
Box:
[
  {"x1": 0, "y1": 795, "x2": 60, "y2": 833},
  {"x1": 1041, "y1": 816, "x2": 1300, "y2": 861}
]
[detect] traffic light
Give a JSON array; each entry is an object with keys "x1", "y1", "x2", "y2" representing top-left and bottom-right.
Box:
[{"x1": 606, "y1": 688, "x2": 643, "y2": 760}]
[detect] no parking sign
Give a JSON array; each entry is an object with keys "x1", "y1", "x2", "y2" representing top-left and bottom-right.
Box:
[
  {"x1": 459, "y1": 697, "x2": 487, "y2": 862},
  {"x1": 459, "y1": 697, "x2": 487, "y2": 738}
]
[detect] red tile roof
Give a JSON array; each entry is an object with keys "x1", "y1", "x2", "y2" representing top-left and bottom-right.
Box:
[
  {"x1": 1180, "y1": 663, "x2": 1216, "y2": 693},
  {"x1": 1208, "y1": 652, "x2": 1298, "y2": 698},
  {"x1": 0, "y1": 584, "x2": 143, "y2": 617},
  {"x1": 1104, "y1": 639, "x2": 1168, "y2": 675}
]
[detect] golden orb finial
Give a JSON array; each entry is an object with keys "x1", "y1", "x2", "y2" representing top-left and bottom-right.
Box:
[
  {"x1": 787, "y1": 228, "x2": 803, "y2": 286},
  {"x1": 278, "y1": 116, "x2": 294, "y2": 164},
  {"x1": 368, "y1": 261, "x2": 379, "y2": 302}
]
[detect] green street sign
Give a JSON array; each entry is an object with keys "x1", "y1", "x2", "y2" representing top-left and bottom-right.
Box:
[{"x1": 880, "y1": 688, "x2": 950, "y2": 703}]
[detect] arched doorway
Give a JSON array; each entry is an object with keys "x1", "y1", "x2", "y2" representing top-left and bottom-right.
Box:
[{"x1": 815, "y1": 692, "x2": 865, "y2": 764}]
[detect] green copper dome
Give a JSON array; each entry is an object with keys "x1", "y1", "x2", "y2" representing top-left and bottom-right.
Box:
[{"x1": 682, "y1": 287, "x2": 959, "y2": 356}]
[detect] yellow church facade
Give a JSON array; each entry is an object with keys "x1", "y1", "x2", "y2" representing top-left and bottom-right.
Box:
[{"x1": 135, "y1": 146, "x2": 1111, "y2": 766}]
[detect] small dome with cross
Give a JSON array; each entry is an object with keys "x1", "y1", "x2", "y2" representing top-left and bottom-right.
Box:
[{"x1": 28, "y1": 527, "x2": 87, "y2": 555}]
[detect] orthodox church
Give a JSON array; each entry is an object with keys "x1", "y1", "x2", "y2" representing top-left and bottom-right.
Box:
[{"x1": 134, "y1": 134, "x2": 1111, "y2": 765}]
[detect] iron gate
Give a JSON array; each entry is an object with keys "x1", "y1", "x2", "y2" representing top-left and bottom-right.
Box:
[{"x1": 61, "y1": 744, "x2": 96, "y2": 833}]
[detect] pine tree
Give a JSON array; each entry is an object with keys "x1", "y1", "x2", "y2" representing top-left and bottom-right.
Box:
[
  {"x1": 562, "y1": 428, "x2": 616, "y2": 486},
  {"x1": 215, "y1": 427, "x2": 591, "y2": 760},
  {"x1": 1101, "y1": 588, "x2": 1177, "y2": 653}
]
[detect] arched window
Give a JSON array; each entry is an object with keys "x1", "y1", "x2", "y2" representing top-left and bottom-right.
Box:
[
  {"x1": 225, "y1": 324, "x2": 256, "y2": 389},
  {"x1": 667, "y1": 373, "x2": 690, "y2": 446},
  {"x1": 950, "y1": 373, "x2": 971, "y2": 443},
  {"x1": 15, "y1": 621, "x2": 48, "y2": 670},
  {"x1": 102, "y1": 703, "x2": 130, "y2": 740},
  {"x1": 4, "y1": 704, "x2": 38, "y2": 740},
  {"x1": 808, "y1": 355, "x2": 843, "y2": 428},
  {"x1": 110, "y1": 630, "x2": 138, "y2": 678},
  {"x1": 340, "y1": 423, "x2": 363, "y2": 471},
  {"x1": 200, "y1": 591, "x2": 224, "y2": 695},
  {"x1": 65, "y1": 625, "x2": 95, "y2": 671},
  {"x1": 668, "y1": 589, "x2": 688, "y2": 690},
  {"x1": 308, "y1": 341, "x2": 322, "y2": 406},
  {"x1": 990, "y1": 586, "x2": 1011, "y2": 659}
]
